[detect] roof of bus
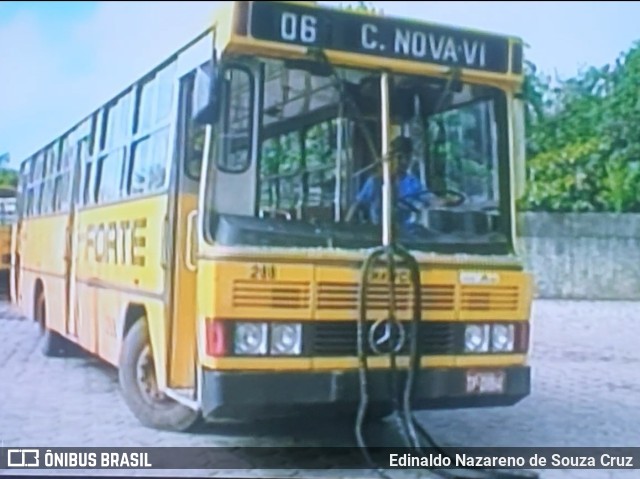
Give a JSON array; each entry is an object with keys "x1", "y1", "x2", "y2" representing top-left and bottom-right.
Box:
[
  {"x1": 214, "y1": 2, "x2": 524, "y2": 93},
  {"x1": 216, "y1": 1, "x2": 523, "y2": 43}
]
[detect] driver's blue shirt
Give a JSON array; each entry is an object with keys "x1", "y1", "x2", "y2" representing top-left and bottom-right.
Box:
[{"x1": 356, "y1": 173, "x2": 423, "y2": 226}]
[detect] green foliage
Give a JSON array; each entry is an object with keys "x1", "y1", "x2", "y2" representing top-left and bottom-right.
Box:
[
  {"x1": 524, "y1": 139, "x2": 604, "y2": 212},
  {"x1": 522, "y1": 41, "x2": 640, "y2": 212},
  {"x1": 0, "y1": 170, "x2": 18, "y2": 189},
  {"x1": 0, "y1": 153, "x2": 17, "y2": 189},
  {"x1": 339, "y1": 1, "x2": 380, "y2": 14}
]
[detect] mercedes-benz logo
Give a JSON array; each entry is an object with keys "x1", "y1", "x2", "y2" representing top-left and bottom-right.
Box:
[{"x1": 368, "y1": 318, "x2": 406, "y2": 355}]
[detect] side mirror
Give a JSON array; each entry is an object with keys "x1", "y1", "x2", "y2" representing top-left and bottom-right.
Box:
[{"x1": 193, "y1": 60, "x2": 220, "y2": 125}]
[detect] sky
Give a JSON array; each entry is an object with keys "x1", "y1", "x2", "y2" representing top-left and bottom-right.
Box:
[{"x1": 1, "y1": 1, "x2": 640, "y2": 169}]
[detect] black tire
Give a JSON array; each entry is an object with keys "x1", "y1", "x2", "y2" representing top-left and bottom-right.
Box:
[
  {"x1": 42, "y1": 329, "x2": 70, "y2": 357},
  {"x1": 36, "y1": 291, "x2": 70, "y2": 357},
  {"x1": 118, "y1": 319, "x2": 200, "y2": 432}
]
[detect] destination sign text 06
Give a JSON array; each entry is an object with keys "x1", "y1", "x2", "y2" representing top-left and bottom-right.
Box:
[{"x1": 248, "y1": 1, "x2": 513, "y2": 74}]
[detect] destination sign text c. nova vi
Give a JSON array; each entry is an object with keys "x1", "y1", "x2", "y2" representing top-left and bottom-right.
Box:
[{"x1": 248, "y1": 2, "x2": 513, "y2": 74}]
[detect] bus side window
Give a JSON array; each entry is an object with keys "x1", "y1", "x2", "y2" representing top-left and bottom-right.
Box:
[
  {"x1": 127, "y1": 61, "x2": 175, "y2": 196},
  {"x1": 48, "y1": 143, "x2": 60, "y2": 213},
  {"x1": 79, "y1": 129, "x2": 96, "y2": 207},
  {"x1": 34, "y1": 152, "x2": 46, "y2": 215},
  {"x1": 82, "y1": 159, "x2": 93, "y2": 206},
  {"x1": 24, "y1": 159, "x2": 33, "y2": 217},
  {"x1": 95, "y1": 149, "x2": 126, "y2": 204},
  {"x1": 54, "y1": 137, "x2": 73, "y2": 213},
  {"x1": 39, "y1": 148, "x2": 51, "y2": 214},
  {"x1": 129, "y1": 127, "x2": 170, "y2": 195},
  {"x1": 95, "y1": 90, "x2": 133, "y2": 204},
  {"x1": 19, "y1": 161, "x2": 29, "y2": 218}
]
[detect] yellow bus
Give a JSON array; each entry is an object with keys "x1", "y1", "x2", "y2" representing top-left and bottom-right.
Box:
[
  {"x1": 13, "y1": 1, "x2": 532, "y2": 432},
  {"x1": 0, "y1": 186, "x2": 16, "y2": 297}
]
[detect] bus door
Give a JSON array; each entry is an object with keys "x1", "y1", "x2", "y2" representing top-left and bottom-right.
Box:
[
  {"x1": 65, "y1": 152, "x2": 80, "y2": 337},
  {"x1": 165, "y1": 52, "x2": 211, "y2": 390},
  {"x1": 65, "y1": 128, "x2": 90, "y2": 338}
]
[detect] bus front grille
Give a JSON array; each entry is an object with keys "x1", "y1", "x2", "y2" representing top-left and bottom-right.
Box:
[
  {"x1": 310, "y1": 320, "x2": 458, "y2": 356},
  {"x1": 232, "y1": 280, "x2": 311, "y2": 309},
  {"x1": 316, "y1": 282, "x2": 456, "y2": 313},
  {"x1": 460, "y1": 285, "x2": 519, "y2": 312}
]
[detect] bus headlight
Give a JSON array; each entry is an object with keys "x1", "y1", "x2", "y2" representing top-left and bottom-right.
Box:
[
  {"x1": 234, "y1": 322, "x2": 268, "y2": 355},
  {"x1": 271, "y1": 323, "x2": 302, "y2": 355},
  {"x1": 464, "y1": 324, "x2": 490, "y2": 353},
  {"x1": 491, "y1": 324, "x2": 515, "y2": 352}
]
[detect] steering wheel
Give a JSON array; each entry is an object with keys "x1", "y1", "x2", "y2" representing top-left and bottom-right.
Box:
[
  {"x1": 433, "y1": 188, "x2": 467, "y2": 207},
  {"x1": 397, "y1": 192, "x2": 427, "y2": 214},
  {"x1": 346, "y1": 188, "x2": 467, "y2": 224},
  {"x1": 398, "y1": 188, "x2": 467, "y2": 213}
]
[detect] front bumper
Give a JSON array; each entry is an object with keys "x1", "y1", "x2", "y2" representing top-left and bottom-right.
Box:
[{"x1": 200, "y1": 366, "x2": 530, "y2": 420}]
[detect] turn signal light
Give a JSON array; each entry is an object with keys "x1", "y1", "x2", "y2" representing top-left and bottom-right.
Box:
[{"x1": 205, "y1": 318, "x2": 226, "y2": 357}]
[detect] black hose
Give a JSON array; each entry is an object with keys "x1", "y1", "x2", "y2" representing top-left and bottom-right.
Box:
[
  {"x1": 356, "y1": 245, "x2": 459, "y2": 479},
  {"x1": 385, "y1": 248, "x2": 414, "y2": 449},
  {"x1": 356, "y1": 248, "x2": 394, "y2": 479}
]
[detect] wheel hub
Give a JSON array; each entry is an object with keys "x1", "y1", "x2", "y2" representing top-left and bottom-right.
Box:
[{"x1": 136, "y1": 344, "x2": 169, "y2": 404}]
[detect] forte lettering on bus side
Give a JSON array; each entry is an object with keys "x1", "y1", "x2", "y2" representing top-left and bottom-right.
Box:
[{"x1": 84, "y1": 218, "x2": 147, "y2": 266}]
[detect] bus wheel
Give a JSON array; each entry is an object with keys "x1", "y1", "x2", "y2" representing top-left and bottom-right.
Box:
[
  {"x1": 118, "y1": 320, "x2": 199, "y2": 432},
  {"x1": 36, "y1": 292, "x2": 69, "y2": 357}
]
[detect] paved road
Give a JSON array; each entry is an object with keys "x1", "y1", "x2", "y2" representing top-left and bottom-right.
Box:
[{"x1": 1, "y1": 300, "x2": 638, "y2": 478}]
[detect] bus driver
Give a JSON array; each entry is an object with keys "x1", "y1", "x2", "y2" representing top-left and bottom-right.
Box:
[{"x1": 346, "y1": 135, "x2": 429, "y2": 227}]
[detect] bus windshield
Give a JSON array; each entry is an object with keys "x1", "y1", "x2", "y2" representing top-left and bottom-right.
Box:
[{"x1": 206, "y1": 57, "x2": 509, "y2": 254}]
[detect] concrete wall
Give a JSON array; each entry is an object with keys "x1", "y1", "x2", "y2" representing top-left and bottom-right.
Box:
[{"x1": 517, "y1": 213, "x2": 640, "y2": 300}]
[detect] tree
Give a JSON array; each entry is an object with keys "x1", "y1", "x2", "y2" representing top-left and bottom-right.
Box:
[
  {"x1": 0, "y1": 153, "x2": 17, "y2": 189},
  {"x1": 340, "y1": 1, "x2": 381, "y2": 14},
  {"x1": 521, "y1": 42, "x2": 640, "y2": 213}
]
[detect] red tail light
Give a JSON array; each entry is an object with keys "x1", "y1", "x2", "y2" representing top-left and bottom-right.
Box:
[
  {"x1": 516, "y1": 322, "x2": 530, "y2": 353},
  {"x1": 205, "y1": 318, "x2": 227, "y2": 357}
]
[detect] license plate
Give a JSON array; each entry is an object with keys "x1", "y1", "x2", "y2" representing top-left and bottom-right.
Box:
[{"x1": 465, "y1": 370, "x2": 506, "y2": 394}]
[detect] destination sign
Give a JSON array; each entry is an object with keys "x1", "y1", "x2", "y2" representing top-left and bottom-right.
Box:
[{"x1": 248, "y1": 2, "x2": 513, "y2": 74}]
